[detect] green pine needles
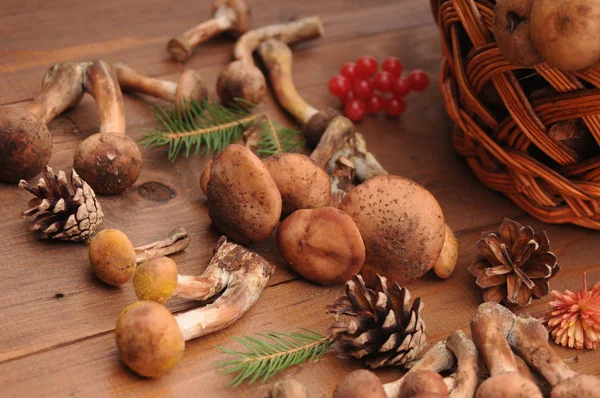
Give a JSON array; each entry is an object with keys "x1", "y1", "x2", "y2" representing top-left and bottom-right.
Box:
[
  {"x1": 140, "y1": 99, "x2": 303, "y2": 161},
  {"x1": 217, "y1": 329, "x2": 334, "y2": 387}
]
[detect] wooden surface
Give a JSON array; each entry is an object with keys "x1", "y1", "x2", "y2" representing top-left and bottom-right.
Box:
[{"x1": 0, "y1": 1, "x2": 598, "y2": 397}]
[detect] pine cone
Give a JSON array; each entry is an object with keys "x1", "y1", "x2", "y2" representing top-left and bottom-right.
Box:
[
  {"x1": 326, "y1": 274, "x2": 426, "y2": 369},
  {"x1": 469, "y1": 218, "x2": 560, "y2": 307},
  {"x1": 19, "y1": 166, "x2": 104, "y2": 242}
]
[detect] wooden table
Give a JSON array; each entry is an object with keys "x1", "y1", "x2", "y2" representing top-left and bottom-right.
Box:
[{"x1": 1, "y1": 1, "x2": 598, "y2": 396}]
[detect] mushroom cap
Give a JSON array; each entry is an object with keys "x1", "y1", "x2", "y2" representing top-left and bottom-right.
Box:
[
  {"x1": 216, "y1": 60, "x2": 266, "y2": 107},
  {"x1": 338, "y1": 175, "x2": 446, "y2": 286},
  {"x1": 207, "y1": 144, "x2": 282, "y2": 244},
  {"x1": 475, "y1": 373, "x2": 542, "y2": 398},
  {"x1": 551, "y1": 374, "x2": 600, "y2": 398},
  {"x1": 133, "y1": 257, "x2": 179, "y2": 304},
  {"x1": 493, "y1": 0, "x2": 542, "y2": 67},
  {"x1": 333, "y1": 369, "x2": 386, "y2": 398},
  {"x1": 277, "y1": 207, "x2": 365, "y2": 285},
  {"x1": 175, "y1": 69, "x2": 209, "y2": 111},
  {"x1": 0, "y1": 107, "x2": 52, "y2": 183},
  {"x1": 74, "y1": 132, "x2": 143, "y2": 195},
  {"x1": 530, "y1": 0, "x2": 600, "y2": 71},
  {"x1": 115, "y1": 301, "x2": 185, "y2": 377},
  {"x1": 199, "y1": 158, "x2": 213, "y2": 196},
  {"x1": 264, "y1": 153, "x2": 331, "y2": 218},
  {"x1": 89, "y1": 229, "x2": 136, "y2": 286},
  {"x1": 399, "y1": 370, "x2": 448, "y2": 398},
  {"x1": 303, "y1": 107, "x2": 339, "y2": 149},
  {"x1": 213, "y1": 0, "x2": 251, "y2": 35},
  {"x1": 432, "y1": 224, "x2": 459, "y2": 279}
]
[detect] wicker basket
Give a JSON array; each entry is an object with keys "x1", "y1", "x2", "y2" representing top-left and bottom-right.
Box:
[{"x1": 432, "y1": 0, "x2": 600, "y2": 229}]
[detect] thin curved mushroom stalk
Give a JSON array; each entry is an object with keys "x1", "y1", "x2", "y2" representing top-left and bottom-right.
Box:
[{"x1": 134, "y1": 227, "x2": 191, "y2": 263}]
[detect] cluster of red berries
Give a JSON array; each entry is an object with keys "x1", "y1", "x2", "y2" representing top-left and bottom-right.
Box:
[{"x1": 328, "y1": 56, "x2": 430, "y2": 122}]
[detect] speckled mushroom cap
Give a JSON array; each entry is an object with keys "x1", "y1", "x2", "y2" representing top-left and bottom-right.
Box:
[
  {"x1": 264, "y1": 153, "x2": 331, "y2": 218},
  {"x1": 212, "y1": 0, "x2": 251, "y2": 36},
  {"x1": 207, "y1": 144, "x2": 282, "y2": 244},
  {"x1": 277, "y1": 207, "x2": 365, "y2": 285},
  {"x1": 338, "y1": 175, "x2": 446, "y2": 286}
]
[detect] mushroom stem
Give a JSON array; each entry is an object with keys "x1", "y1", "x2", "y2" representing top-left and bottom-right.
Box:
[
  {"x1": 82, "y1": 61, "x2": 126, "y2": 136},
  {"x1": 0, "y1": 62, "x2": 84, "y2": 183},
  {"x1": 234, "y1": 16, "x2": 323, "y2": 64},
  {"x1": 167, "y1": 0, "x2": 250, "y2": 62},
  {"x1": 114, "y1": 63, "x2": 208, "y2": 111},
  {"x1": 114, "y1": 62, "x2": 177, "y2": 102},
  {"x1": 174, "y1": 238, "x2": 274, "y2": 340},
  {"x1": 257, "y1": 38, "x2": 318, "y2": 124},
  {"x1": 325, "y1": 132, "x2": 389, "y2": 182},
  {"x1": 272, "y1": 379, "x2": 309, "y2": 398},
  {"x1": 74, "y1": 60, "x2": 142, "y2": 195},
  {"x1": 507, "y1": 314, "x2": 600, "y2": 397},
  {"x1": 134, "y1": 227, "x2": 191, "y2": 263},
  {"x1": 383, "y1": 341, "x2": 456, "y2": 398},
  {"x1": 446, "y1": 330, "x2": 478, "y2": 398},
  {"x1": 28, "y1": 62, "x2": 85, "y2": 124},
  {"x1": 470, "y1": 302, "x2": 543, "y2": 397},
  {"x1": 310, "y1": 115, "x2": 354, "y2": 168}
]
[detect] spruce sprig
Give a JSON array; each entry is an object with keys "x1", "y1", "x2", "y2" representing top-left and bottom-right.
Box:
[
  {"x1": 140, "y1": 99, "x2": 303, "y2": 161},
  {"x1": 217, "y1": 329, "x2": 334, "y2": 387}
]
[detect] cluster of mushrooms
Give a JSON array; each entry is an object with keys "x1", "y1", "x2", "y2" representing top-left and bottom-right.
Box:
[
  {"x1": 272, "y1": 302, "x2": 600, "y2": 398},
  {"x1": 494, "y1": 0, "x2": 600, "y2": 71}
]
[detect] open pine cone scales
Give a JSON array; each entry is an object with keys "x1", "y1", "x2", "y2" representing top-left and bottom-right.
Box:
[
  {"x1": 469, "y1": 218, "x2": 560, "y2": 307},
  {"x1": 19, "y1": 166, "x2": 103, "y2": 242},
  {"x1": 327, "y1": 274, "x2": 426, "y2": 369}
]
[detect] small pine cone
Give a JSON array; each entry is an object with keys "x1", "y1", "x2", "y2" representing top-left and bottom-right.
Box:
[
  {"x1": 326, "y1": 274, "x2": 426, "y2": 369},
  {"x1": 19, "y1": 166, "x2": 104, "y2": 242},
  {"x1": 469, "y1": 218, "x2": 560, "y2": 307}
]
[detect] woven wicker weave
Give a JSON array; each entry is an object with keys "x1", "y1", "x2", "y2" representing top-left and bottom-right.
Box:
[{"x1": 433, "y1": 0, "x2": 600, "y2": 229}]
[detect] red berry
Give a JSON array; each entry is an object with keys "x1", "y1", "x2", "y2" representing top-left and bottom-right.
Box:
[
  {"x1": 340, "y1": 90, "x2": 355, "y2": 105},
  {"x1": 392, "y1": 78, "x2": 411, "y2": 98},
  {"x1": 374, "y1": 71, "x2": 395, "y2": 93},
  {"x1": 407, "y1": 69, "x2": 429, "y2": 91},
  {"x1": 383, "y1": 97, "x2": 406, "y2": 117},
  {"x1": 355, "y1": 56, "x2": 378, "y2": 78},
  {"x1": 382, "y1": 57, "x2": 403, "y2": 77},
  {"x1": 366, "y1": 94, "x2": 383, "y2": 114},
  {"x1": 340, "y1": 62, "x2": 357, "y2": 80},
  {"x1": 353, "y1": 79, "x2": 374, "y2": 99},
  {"x1": 328, "y1": 75, "x2": 351, "y2": 98},
  {"x1": 344, "y1": 99, "x2": 367, "y2": 122}
]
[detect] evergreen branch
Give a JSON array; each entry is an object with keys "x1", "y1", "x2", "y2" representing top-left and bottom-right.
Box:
[
  {"x1": 139, "y1": 99, "x2": 257, "y2": 161},
  {"x1": 257, "y1": 116, "x2": 304, "y2": 158},
  {"x1": 216, "y1": 329, "x2": 334, "y2": 387}
]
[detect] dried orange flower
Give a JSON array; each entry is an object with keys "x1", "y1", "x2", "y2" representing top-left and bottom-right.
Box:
[{"x1": 543, "y1": 273, "x2": 600, "y2": 350}]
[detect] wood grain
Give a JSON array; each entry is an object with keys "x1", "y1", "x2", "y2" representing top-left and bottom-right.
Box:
[{"x1": 0, "y1": 0, "x2": 598, "y2": 397}]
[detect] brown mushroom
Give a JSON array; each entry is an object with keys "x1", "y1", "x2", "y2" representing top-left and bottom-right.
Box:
[
  {"x1": 114, "y1": 63, "x2": 208, "y2": 112},
  {"x1": 338, "y1": 175, "x2": 446, "y2": 286},
  {"x1": 399, "y1": 370, "x2": 448, "y2": 398},
  {"x1": 383, "y1": 341, "x2": 457, "y2": 398},
  {"x1": 493, "y1": 0, "x2": 542, "y2": 67},
  {"x1": 115, "y1": 237, "x2": 274, "y2": 377},
  {"x1": 0, "y1": 62, "x2": 84, "y2": 183},
  {"x1": 257, "y1": 38, "x2": 339, "y2": 148},
  {"x1": 167, "y1": 0, "x2": 251, "y2": 62},
  {"x1": 470, "y1": 303, "x2": 542, "y2": 398},
  {"x1": 333, "y1": 369, "x2": 386, "y2": 398},
  {"x1": 530, "y1": 0, "x2": 600, "y2": 71},
  {"x1": 207, "y1": 144, "x2": 282, "y2": 244},
  {"x1": 134, "y1": 237, "x2": 241, "y2": 303},
  {"x1": 272, "y1": 379, "x2": 308, "y2": 398},
  {"x1": 89, "y1": 227, "x2": 190, "y2": 286},
  {"x1": 446, "y1": 330, "x2": 478, "y2": 398},
  {"x1": 73, "y1": 61, "x2": 142, "y2": 195},
  {"x1": 277, "y1": 207, "x2": 365, "y2": 285},
  {"x1": 507, "y1": 313, "x2": 600, "y2": 398},
  {"x1": 217, "y1": 16, "x2": 324, "y2": 107},
  {"x1": 263, "y1": 153, "x2": 331, "y2": 218}
]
